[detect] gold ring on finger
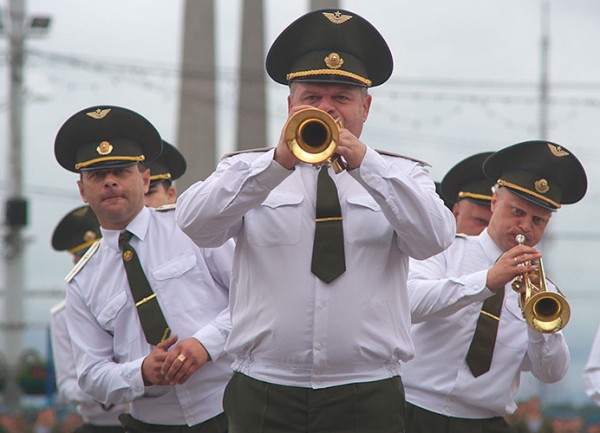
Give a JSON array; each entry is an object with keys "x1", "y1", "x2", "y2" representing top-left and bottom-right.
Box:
[{"x1": 177, "y1": 354, "x2": 186, "y2": 363}]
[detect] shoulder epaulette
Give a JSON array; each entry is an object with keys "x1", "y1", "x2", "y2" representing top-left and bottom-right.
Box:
[
  {"x1": 65, "y1": 239, "x2": 101, "y2": 283},
  {"x1": 155, "y1": 203, "x2": 176, "y2": 212},
  {"x1": 50, "y1": 299, "x2": 66, "y2": 316},
  {"x1": 374, "y1": 149, "x2": 430, "y2": 167},
  {"x1": 221, "y1": 147, "x2": 273, "y2": 160}
]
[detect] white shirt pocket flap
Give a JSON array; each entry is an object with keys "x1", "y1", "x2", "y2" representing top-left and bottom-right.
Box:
[
  {"x1": 153, "y1": 251, "x2": 197, "y2": 281},
  {"x1": 96, "y1": 291, "x2": 128, "y2": 327},
  {"x1": 346, "y1": 194, "x2": 381, "y2": 211},
  {"x1": 261, "y1": 191, "x2": 304, "y2": 209}
]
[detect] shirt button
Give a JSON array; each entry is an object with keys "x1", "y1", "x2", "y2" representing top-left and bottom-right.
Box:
[
  {"x1": 317, "y1": 303, "x2": 325, "y2": 310},
  {"x1": 315, "y1": 343, "x2": 323, "y2": 351}
]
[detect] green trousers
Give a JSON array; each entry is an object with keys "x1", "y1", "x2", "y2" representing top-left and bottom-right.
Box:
[
  {"x1": 118, "y1": 413, "x2": 227, "y2": 433},
  {"x1": 74, "y1": 425, "x2": 124, "y2": 433},
  {"x1": 223, "y1": 372, "x2": 406, "y2": 433},
  {"x1": 406, "y1": 403, "x2": 513, "y2": 433}
]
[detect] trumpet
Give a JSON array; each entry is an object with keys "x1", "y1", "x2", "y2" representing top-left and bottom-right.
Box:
[
  {"x1": 284, "y1": 107, "x2": 346, "y2": 173},
  {"x1": 511, "y1": 234, "x2": 570, "y2": 333}
]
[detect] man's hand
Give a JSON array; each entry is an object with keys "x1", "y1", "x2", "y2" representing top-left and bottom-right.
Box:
[
  {"x1": 334, "y1": 128, "x2": 367, "y2": 170},
  {"x1": 486, "y1": 244, "x2": 542, "y2": 292},
  {"x1": 160, "y1": 338, "x2": 210, "y2": 385},
  {"x1": 141, "y1": 334, "x2": 178, "y2": 386},
  {"x1": 274, "y1": 106, "x2": 308, "y2": 170}
]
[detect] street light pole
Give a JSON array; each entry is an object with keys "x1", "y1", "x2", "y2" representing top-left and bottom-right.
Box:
[
  {"x1": 539, "y1": 0, "x2": 550, "y2": 140},
  {"x1": 3, "y1": 0, "x2": 27, "y2": 411}
]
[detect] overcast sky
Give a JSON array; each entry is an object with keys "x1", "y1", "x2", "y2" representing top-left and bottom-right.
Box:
[{"x1": 1, "y1": 0, "x2": 599, "y2": 406}]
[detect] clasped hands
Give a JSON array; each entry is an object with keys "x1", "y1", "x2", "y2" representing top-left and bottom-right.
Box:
[{"x1": 141, "y1": 335, "x2": 210, "y2": 386}]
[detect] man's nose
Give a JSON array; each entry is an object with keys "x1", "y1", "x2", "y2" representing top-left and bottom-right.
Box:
[
  {"x1": 518, "y1": 218, "x2": 532, "y2": 233},
  {"x1": 103, "y1": 174, "x2": 119, "y2": 187},
  {"x1": 315, "y1": 98, "x2": 335, "y2": 115}
]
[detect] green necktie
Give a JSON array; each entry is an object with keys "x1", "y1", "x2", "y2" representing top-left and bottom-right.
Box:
[
  {"x1": 119, "y1": 230, "x2": 171, "y2": 345},
  {"x1": 311, "y1": 166, "x2": 346, "y2": 283},
  {"x1": 465, "y1": 286, "x2": 505, "y2": 377}
]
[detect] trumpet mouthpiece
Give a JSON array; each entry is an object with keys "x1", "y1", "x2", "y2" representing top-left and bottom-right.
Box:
[{"x1": 515, "y1": 234, "x2": 526, "y2": 245}]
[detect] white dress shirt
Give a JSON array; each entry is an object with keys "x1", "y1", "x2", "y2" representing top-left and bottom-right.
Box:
[
  {"x1": 176, "y1": 146, "x2": 455, "y2": 389},
  {"x1": 583, "y1": 325, "x2": 600, "y2": 406},
  {"x1": 405, "y1": 229, "x2": 569, "y2": 418},
  {"x1": 50, "y1": 301, "x2": 127, "y2": 426},
  {"x1": 66, "y1": 206, "x2": 234, "y2": 426}
]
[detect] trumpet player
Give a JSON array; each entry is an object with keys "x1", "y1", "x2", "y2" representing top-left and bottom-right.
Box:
[
  {"x1": 176, "y1": 8, "x2": 455, "y2": 433},
  {"x1": 404, "y1": 140, "x2": 587, "y2": 433}
]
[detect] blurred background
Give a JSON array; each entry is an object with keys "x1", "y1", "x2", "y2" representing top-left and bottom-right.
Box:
[{"x1": 0, "y1": 0, "x2": 598, "y2": 424}]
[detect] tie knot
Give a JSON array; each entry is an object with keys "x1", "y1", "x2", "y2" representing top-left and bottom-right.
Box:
[{"x1": 119, "y1": 230, "x2": 134, "y2": 248}]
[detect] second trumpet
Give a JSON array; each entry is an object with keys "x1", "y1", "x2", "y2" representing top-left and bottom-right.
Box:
[{"x1": 511, "y1": 234, "x2": 570, "y2": 333}]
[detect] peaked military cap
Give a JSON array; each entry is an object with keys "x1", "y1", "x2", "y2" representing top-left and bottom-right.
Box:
[
  {"x1": 266, "y1": 9, "x2": 393, "y2": 88},
  {"x1": 441, "y1": 152, "x2": 494, "y2": 207},
  {"x1": 54, "y1": 106, "x2": 163, "y2": 173},
  {"x1": 146, "y1": 141, "x2": 187, "y2": 187},
  {"x1": 51, "y1": 205, "x2": 100, "y2": 255},
  {"x1": 483, "y1": 140, "x2": 587, "y2": 211}
]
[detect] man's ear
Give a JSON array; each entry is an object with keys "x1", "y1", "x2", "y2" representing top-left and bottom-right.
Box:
[
  {"x1": 452, "y1": 202, "x2": 460, "y2": 218},
  {"x1": 490, "y1": 192, "x2": 499, "y2": 213},
  {"x1": 77, "y1": 180, "x2": 88, "y2": 204},
  {"x1": 167, "y1": 186, "x2": 177, "y2": 203},
  {"x1": 141, "y1": 168, "x2": 151, "y2": 194},
  {"x1": 361, "y1": 93, "x2": 372, "y2": 123}
]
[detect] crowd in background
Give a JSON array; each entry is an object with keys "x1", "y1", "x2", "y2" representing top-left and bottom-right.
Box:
[
  {"x1": 0, "y1": 406, "x2": 81, "y2": 433},
  {"x1": 507, "y1": 397, "x2": 600, "y2": 433},
  {"x1": 0, "y1": 395, "x2": 596, "y2": 433}
]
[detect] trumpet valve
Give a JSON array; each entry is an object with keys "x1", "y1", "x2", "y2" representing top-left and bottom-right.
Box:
[{"x1": 511, "y1": 276, "x2": 523, "y2": 293}]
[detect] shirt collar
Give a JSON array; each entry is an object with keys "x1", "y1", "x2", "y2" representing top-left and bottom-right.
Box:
[
  {"x1": 478, "y1": 228, "x2": 503, "y2": 263},
  {"x1": 100, "y1": 206, "x2": 151, "y2": 252}
]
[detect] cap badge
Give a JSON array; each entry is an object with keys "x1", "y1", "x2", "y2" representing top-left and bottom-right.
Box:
[
  {"x1": 86, "y1": 108, "x2": 112, "y2": 120},
  {"x1": 324, "y1": 52, "x2": 344, "y2": 70},
  {"x1": 535, "y1": 178, "x2": 550, "y2": 194},
  {"x1": 96, "y1": 141, "x2": 113, "y2": 156},
  {"x1": 83, "y1": 230, "x2": 97, "y2": 242},
  {"x1": 547, "y1": 143, "x2": 569, "y2": 157},
  {"x1": 123, "y1": 250, "x2": 133, "y2": 262},
  {"x1": 322, "y1": 11, "x2": 353, "y2": 24}
]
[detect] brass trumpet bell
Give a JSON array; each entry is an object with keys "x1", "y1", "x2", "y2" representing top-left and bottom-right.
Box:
[
  {"x1": 511, "y1": 234, "x2": 570, "y2": 333},
  {"x1": 284, "y1": 108, "x2": 345, "y2": 173},
  {"x1": 522, "y1": 290, "x2": 570, "y2": 333}
]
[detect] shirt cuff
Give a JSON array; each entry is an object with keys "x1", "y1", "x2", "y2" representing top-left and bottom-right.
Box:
[
  {"x1": 250, "y1": 149, "x2": 293, "y2": 190},
  {"x1": 457, "y1": 269, "x2": 493, "y2": 300},
  {"x1": 193, "y1": 323, "x2": 228, "y2": 362},
  {"x1": 349, "y1": 147, "x2": 386, "y2": 183},
  {"x1": 127, "y1": 357, "x2": 147, "y2": 396}
]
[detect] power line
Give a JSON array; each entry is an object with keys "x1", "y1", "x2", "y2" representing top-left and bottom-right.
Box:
[{"x1": 9, "y1": 48, "x2": 600, "y2": 92}]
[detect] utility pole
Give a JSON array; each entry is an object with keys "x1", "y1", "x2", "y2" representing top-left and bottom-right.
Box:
[
  {"x1": 539, "y1": 0, "x2": 550, "y2": 140},
  {"x1": 176, "y1": 0, "x2": 216, "y2": 190},
  {"x1": 537, "y1": 0, "x2": 554, "y2": 407},
  {"x1": 310, "y1": 0, "x2": 339, "y2": 10},
  {"x1": 2, "y1": 0, "x2": 50, "y2": 410},
  {"x1": 3, "y1": 0, "x2": 27, "y2": 411},
  {"x1": 236, "y1": 0, "x2": 266, "y2": 151}
]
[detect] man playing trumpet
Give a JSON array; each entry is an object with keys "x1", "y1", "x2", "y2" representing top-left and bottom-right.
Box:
[
  {"x1": 176, "y1": 8, "x2": 455, "y2": 433},
  {"x1": 404, "y1": 140, "x2": 587, "y2": 433}
]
